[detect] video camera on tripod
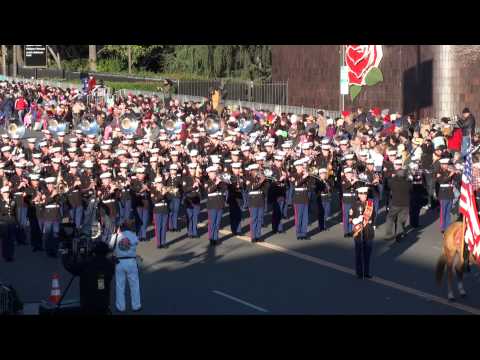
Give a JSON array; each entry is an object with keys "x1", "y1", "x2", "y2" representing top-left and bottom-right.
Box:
[{"x1": 57, "y1": 223, "x2": 94, "y2": 261}]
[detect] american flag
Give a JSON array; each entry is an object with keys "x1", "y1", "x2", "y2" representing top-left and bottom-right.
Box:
[{"x1": 459, "y1": 146, "x2": 480, "y2": 257}]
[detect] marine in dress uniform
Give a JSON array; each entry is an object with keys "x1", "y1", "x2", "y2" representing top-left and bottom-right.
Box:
[
  {"x1": 246, "y1": 164, "x2": 269, "y2": 243},
  {"x1": 151, "y1": 177, "x2": 170, "y2": 248},
  {"x1": 182, "y1": 164, "x2": 202, "y2": 238},
  {"x1": 130, "y1": 168, "x2": 151, "y2": 242},
  {"x1": 436, "y1": 157, "x2": 456, "y2": 233},
  {"x1": 204, "y1": 166, "x2": 228, "y2": 246},
  {"x1": 361, "y1": 158, "x2": 378, "y2": 211},
  {"x1": 340, "y1": 167, "x2": 358, "y2": 237},
  {"x1": 0, "y1": 187, "x2": 17, "y2": 262},
  {"x1": 316, "y1": 168, "x2": 334, "y2": 232},
  {"x1": 42, "y1": 177, "x2": 62, "y2": 258},
  {"x1": 116, "y1": 162, "x2": 133, "y2": 224},
  {"x1": 408, "y1": 162, "x2": 428, "y2": 228},
  {"x1": 10, "y1": 163, "x2": 29, "y2": 245},
  {"x1": 165, "y1": 164, "x2": 182, "y2": 232},
  {"x1": 382, "y1": 149, "x2": 397, "y2": 212},
  {"x1": 97, "y1": 172, "x2": 120, "y2": 243},
  {"x1": 26, "y1": 174, "x2": 43, "y2": 252},
  {"x1": 228, "y1": 162, "x2": 244, "y2": 235},
  {"x1": 292, "y1": 159, "x2": 311, "y2": 240},
  {"x1": 65, "y1": 162, "x2": 83, "y2": 233},
  {"x1": 269, "y1": 156, "x2": 288, "y2": 234},
  {"x1": 349, "y1": 186, "x2": 375, "y2": 279}
]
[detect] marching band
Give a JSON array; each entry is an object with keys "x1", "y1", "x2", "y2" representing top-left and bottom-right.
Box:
[{"x1": 0, "y1": 79, "x2": 476, "y2": 277}]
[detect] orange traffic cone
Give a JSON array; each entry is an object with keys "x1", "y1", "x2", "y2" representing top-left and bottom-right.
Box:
[{"x1": 48, "y1": 273, "x2": 61, "y2": 305}]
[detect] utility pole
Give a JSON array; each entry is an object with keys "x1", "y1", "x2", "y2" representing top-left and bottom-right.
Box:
[
  {"x1": 1, "y1": 45, "x2": 6, "y2": 77},
  {"x1": 128, "y1": 45, "x2": 132, "y2": 74},
  {"x1": 13, "y1": 45, "x2": 17, "y2": 77},
  {"x1": 89, "y1": 45, "x2": 97, "y2": 72}
]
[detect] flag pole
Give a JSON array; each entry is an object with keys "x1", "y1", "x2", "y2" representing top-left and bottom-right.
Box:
[{"x1": 462, "y1": 214, "x2": 466, "y2": 258}]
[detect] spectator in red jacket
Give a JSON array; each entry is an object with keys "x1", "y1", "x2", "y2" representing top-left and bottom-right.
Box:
[
  {"x1": 14, "y1": 95, "x2": 28, "y2": 123},
  {"x1": 87, "y1": 75, "x2": 97, "y2": 94},
  {"x1": 447, "y1": 125, "x2": 462, "y2": 154}
]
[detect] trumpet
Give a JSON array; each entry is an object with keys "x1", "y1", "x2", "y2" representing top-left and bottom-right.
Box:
[
  {"x1": 164, "y1": 186, "x2": 180, "y2": 195},
  {"x1": 219, "y1": 173, "x2": 232, "y2": 184},
  {"x1": 307, "y1": 166, "x2": 322, "y2": 181},
  {"x1": 56, "y1": 173, "x2": 69, "y2": 194},
  {"x1": 263, "y1": 168, "x2": 277, "y2": 182}
]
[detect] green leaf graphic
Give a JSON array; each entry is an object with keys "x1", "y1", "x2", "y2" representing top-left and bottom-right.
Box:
[
  {"x1": 350, "y1": 85, "x2": 362, "y2": 101},
  {"x1": 365, "y1": 67, "x2": 383, "y2": 86}
]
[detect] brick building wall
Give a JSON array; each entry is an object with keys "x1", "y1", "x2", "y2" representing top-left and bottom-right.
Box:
[{"x1": 272, "y1": 45, "x2": 480, "y2": 119}]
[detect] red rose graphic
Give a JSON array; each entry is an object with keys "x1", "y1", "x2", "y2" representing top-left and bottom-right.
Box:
[{"x1": 345, "y1": 45, "x2": 384, "y2": 100}]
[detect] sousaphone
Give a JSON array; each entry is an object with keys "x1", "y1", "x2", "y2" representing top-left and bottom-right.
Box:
[
  {"x1": 79, "y1": 116, "x2": 100, "y2": 136},
  {"x1": 7, "y1": 123, "x2": 26, "y2": 139},
  {"x1": 120, "y1": 116, "x2": 139, "y2": 135},
  {"x1": 47, "y1": 119, "x2": 68, "y2": 136}
]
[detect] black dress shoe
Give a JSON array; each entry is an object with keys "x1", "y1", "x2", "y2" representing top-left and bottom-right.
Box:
[
  {"x1": 344, "y1": 234, "x2": 349, "y2": 238},
  {"x1": 5, "y1": 257, "x2": 14, "y2": 262},
  {"x1": 364, "y1": 275, "x2": 372, "y2": 279},
  {"x1": 356, "y1": 274, "x2": 363, "y2": 279}
]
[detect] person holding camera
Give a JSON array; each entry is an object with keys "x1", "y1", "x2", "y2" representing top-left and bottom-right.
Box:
[
  {"x1": 109, "y1": 220, "x2": 142, "y2": 313},
  {"x1": 62, "y1": 241, "x2": 115, "y2": 314}
]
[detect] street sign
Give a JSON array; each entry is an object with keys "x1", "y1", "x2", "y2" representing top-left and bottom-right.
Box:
[
  {"x1": 340, "y1": 66, "x2": 349, "y2": 95},
  {"x1": 24, "y1": 45, "x2": 47, "y2": 68}
]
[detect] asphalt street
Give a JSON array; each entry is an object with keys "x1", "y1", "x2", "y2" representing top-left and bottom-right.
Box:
[
  {"x1": 1, "y1": 129, "x2": 480, "y2": 315},
  {"x1": 2, "y1": 199, "x2": 480, "y2": 315}
]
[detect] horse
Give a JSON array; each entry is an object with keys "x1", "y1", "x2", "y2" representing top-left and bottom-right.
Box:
[{"x1": 436, "y1": 221, "x2": 476, "y2": 300}]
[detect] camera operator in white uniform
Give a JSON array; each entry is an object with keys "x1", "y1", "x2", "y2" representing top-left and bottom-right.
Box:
[{"x1": 109, "y1": 220, "x2": 142, "y2": 313}]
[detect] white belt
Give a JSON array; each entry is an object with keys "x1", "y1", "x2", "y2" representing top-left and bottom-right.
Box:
[
  {"x1": 412, "y1": 181, "x2": 423, "y2": 185},
  {"x1": 208, "y1": 192, "x2": 223, "y2": 197},
  {"x1": 72, "y1": 190, "x2": 79, "y2": 193},
  {"x1": 45, "y1": 204, "x2": 60, "y2": 209},
  {"x1": 343, "y1": 193, "x2": 354, "y2": 197},
  {"x1": 155, "y1": 202, "x2": 167, "y2": 207},
  {"x1": 14, "y1": 192, "x2": 23, "y2": 196},
  {"x1": 295, "y1": 188, "x2": 307, "y2": 191},
  {"x1": 102, "y1": 199, "x2": 115, "y2": 204},
  {"x1": 249, "y1": 191, "x2": 262, "y2": 195},
  {"x1": 440, "y1": 184, "x2": 452, "y2": 188}
]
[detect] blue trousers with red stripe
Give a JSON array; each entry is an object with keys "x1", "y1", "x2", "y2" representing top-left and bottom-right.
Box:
[
  {"x1": 439, "y1": 199, "x2": 452, "y2": 232},
  {"x1": 153, "y1": 212, "x2": 168, "y2": 247},
  {"x1": 272, "y1": 197, "x2": 285, "y2": 232},
  {"x1": 249, "y1": 207, "x2": 264, "y2": 240},
  {"x1": 294, "y1": 203, "x2": 308, "y2": 237},
  {"x1": 342, "y1": 202, "x2": 353, "y2": 234},
  {"x1": 208, "y1": 209, "x2": 223, "y2": 242},
  {"x1": 186, "y1": 205, "x2": 200, "y2": 237}
]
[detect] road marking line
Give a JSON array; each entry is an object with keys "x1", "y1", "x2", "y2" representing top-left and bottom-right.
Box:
[
  {"x1": 212, "y1": 290, "x2": 269, "y2": 313},
  {"x1": 217, "y1": 230, "x2": 480, "y2": 315}
]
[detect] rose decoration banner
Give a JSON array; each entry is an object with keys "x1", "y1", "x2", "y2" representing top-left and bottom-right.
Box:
[{"x1": 345, "y1": 45, "x2": 383, "y2": 100}]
